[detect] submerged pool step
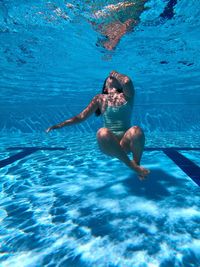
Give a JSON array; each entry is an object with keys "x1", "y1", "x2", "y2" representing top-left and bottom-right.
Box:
[
  {"x1": 0, "y1": 147, "x2": 66, "y2": 169},
  {"x1": 0, "y1": 147, "x2": 199, "y2": 186},
  {"x1": 163, "y1": 148, "x2": 200, "y2": 186}
]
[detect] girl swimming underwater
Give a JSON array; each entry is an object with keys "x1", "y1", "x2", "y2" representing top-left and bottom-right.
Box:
[{"x1": 46, "y1": 71, "x2": 150, "y2": 180}]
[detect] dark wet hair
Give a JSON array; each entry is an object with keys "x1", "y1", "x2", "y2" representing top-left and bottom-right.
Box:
[{"x1": 95, "y1": 76, "x2": 123, "y2": 116}]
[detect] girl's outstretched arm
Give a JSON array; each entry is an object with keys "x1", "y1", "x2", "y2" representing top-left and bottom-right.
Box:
[{"x1": 45, "y1": 95, "x2": 100, "y2": 133}]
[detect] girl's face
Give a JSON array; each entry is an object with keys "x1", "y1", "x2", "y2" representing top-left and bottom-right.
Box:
[{"x1": 106, "y1": 77, "x2": 116, "y2": 89}]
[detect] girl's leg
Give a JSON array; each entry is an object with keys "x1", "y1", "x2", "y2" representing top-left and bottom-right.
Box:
[
  {"x1": 120, "y1": 126, "x2": 150, "y2": 179},
  {"x1": 120, "y1": 126, "x2": 145, "y2": 165},
  {"x1": 96, "y1": 127, "x2": 139, "y2": 172}
]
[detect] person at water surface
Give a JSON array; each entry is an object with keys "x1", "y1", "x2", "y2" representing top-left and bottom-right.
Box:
[
  {"x1": 90, "y1": 1, "x2": 148, "y2": 50},
  {"x1": 46, "y1": 71, "x2": 150, "y2": 180},
  {"x1": 46, "y1": 1, "x2": 148, "y2": 50}
]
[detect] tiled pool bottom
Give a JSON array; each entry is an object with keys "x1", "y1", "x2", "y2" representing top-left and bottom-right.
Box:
[{"x1": 0, "y1": 132, "x2": 200, "y2": 267}]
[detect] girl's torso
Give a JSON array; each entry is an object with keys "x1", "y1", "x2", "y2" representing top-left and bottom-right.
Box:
[
  {"x1": 99, "y1": 92, "x2": 133, "y2": 113},
  {"x1": 99, "y1": 93, "x2": 133, "y2": 137}
]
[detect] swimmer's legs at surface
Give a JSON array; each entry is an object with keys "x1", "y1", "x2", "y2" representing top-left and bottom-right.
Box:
[
  {"x1": 97, "y1": 19, "x2": 137, "y2": 50},
  {"x1": 120, "y1": 126, "x2": 145, "y2": 165}
]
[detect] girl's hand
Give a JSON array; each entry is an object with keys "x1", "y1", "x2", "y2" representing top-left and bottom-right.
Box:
[
  {"x1": 109, "y1": 70, "x2": 118, "y2": 77},
  {"x1": 45, "y1": 126, "x2": 54, "y2": 133}
]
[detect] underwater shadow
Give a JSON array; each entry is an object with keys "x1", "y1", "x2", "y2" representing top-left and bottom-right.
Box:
[
  {"x1": 66, "y1": 168, "x2": 191, "y2": 243},
  {"x1": 92, "y1": 168, "x2": 188, "y2": 202},
  {"x1": 122, "y1": 168, "x2": 185, "y2": 201}
]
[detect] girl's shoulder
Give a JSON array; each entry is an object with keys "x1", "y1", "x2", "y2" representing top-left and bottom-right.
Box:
[{"x1": 96, "y1": 93, "x2": 107, "y2": 103}]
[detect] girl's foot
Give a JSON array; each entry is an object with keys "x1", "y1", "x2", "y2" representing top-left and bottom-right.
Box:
[
  {"x1": 137, "y1": 166, "x2": 150, "y2": 181},
  {"x1": 130, "y1": 160, "x2": 150, "y2": 180}
]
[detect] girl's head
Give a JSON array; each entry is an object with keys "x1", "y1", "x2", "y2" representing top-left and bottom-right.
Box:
[
  {"x1": 102, "y1": 76, "x2": 123, "y2": 94},
  {"x1": 95, "y1": 76, "x2": 123, "y2": 116}
]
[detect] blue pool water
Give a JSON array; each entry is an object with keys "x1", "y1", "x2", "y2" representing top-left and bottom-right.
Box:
[
  {"x1": 0, "y1": 132, "x2": 200, "y2": 266},
  {"x1": 0, "y1": 0, "x2": 200, "y2": 266}
]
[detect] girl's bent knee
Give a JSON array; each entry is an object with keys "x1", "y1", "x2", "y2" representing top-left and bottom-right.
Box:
[
  {"x1": 97, "y1": 128, "x2": 110, "y2": 139},
  {"x1": 133, "y1": 126, "x2": 144, "y2": 135}
]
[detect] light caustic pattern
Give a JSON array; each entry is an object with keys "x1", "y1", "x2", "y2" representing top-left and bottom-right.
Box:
[{"x1": 0, "y1": 133, "x2": 200, "y2": 267}]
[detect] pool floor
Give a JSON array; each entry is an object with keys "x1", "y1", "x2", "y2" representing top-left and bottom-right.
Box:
[{"x1": 0, "y1": 132, "x2": 200, "y2": 267}]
